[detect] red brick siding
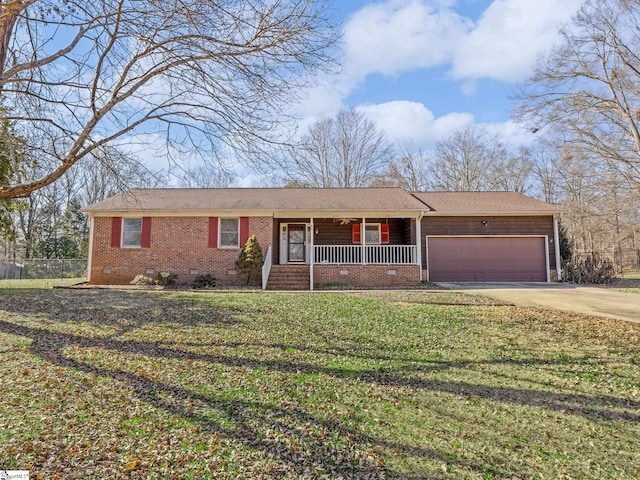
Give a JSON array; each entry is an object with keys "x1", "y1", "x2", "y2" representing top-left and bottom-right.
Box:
[
  {"x1": 90, "y1": 216, "x2": 272, "y2": 285},
  {"x1": 313, "y1": 265, "x2": 420, "y2": 288}
]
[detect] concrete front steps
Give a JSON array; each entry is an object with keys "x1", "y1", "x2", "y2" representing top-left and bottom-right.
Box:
[{"x1": 266, "y1": 264, "x2": 310, "y2": 290}]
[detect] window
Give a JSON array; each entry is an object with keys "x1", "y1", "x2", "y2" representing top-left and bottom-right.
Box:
[
  {"x1": 219, "y1": 218, "x2": 239, "y2": 248},
  {"x1": 122, "y1": 218, "x2": 142, "y2": 248},
  {"x1": 365, "y1": 224, "x2": 381, "y2": 244}
]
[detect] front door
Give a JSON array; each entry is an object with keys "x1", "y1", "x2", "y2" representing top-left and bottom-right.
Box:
[{"x1": 288, "y1": 224, "x2": 306, "y2": 262}]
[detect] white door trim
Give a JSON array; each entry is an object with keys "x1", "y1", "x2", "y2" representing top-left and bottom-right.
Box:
[{"x1": 280, "y1": 222, "x2": 311, "y2": 264}]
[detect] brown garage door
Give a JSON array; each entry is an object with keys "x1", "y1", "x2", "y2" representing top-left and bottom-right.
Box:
[{"x1": 427, "y1": 236, "x2": 547, "y2": 282}]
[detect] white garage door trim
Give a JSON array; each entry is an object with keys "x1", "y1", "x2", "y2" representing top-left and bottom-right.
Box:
[{"x1": 425, "y1": 235, "x2": 550, "y2": 283}]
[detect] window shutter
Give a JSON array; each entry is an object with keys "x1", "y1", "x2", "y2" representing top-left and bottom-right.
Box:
[
  {"x1": 141, "y1": 217, "x2": 152, "y2": 248},
  {"x1": 239, "y1": 217, "x2": 250, "y2": 247},
  {"x1": 111, "y1": 217, "x2": 122, "y2": 248},
  {"x1": 381, "y1": 223, "x2": 390, "y2": 244},
  {"x1": 208, "y1": 217, "x2": 218, "y2": 248},
  {"x1": 352, "y1": 223, "x2": 361, "y2": 244}
]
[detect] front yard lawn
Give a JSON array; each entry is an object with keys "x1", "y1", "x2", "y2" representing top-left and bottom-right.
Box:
[
  {"x1": 612, "y1": 273, "x2": 640, "y2": 294},
  {"x1": 1, "y1": 289, "x2": 639, "y2": 479},
  {"x1": 0, "y1": 278, "x2": 85, "y2": 289}
]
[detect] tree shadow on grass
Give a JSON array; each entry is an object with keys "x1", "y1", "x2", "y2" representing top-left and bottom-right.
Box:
[
  {"x1": 0, "y1": 289, "x2": 240, "y2": 336},
  {"x1": 0, "y1": 319, "x2": 505, "y2": 479},
  {"x1": 1, "y1": 290, "x2": 639, "y2": 476},
  {"x1": 1, "y1": 290, "x2": 638, "y2": 425},
  {"x1": 1, "y1": 316, "x2": 639, "y2": 425}
]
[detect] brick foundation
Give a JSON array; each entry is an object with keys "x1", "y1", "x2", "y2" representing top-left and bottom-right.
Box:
[
  {"x1": 89, "y1": 216, "x2": 272, "y2": 286},
  {"x1": 313, "y1": 264, "x2": 421, "y2": 289}
]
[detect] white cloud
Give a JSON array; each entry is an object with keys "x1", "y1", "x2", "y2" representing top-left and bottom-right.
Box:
[
  {"x1": 342, "y1": 0, "x2": 584, "y2": 84},
  {"x1": 357, "y1": 100, "x2": 473, "y2": 147},
  {"x1": 451, "y1": 0, "x2": 584, "y2": 82},
  {"x1": 481, "y1": 119, "x2": 536, "y2": 146},
  {"x1": 292, "y1": 76, "x2": 350, "y2": 130},
  {"x1": 343, "y1": 0, "x2": 470, "y2": 79},
  {"x1": 357, "y1": 100, "x2": 539, "y2": 151},
  {"x1": 287, "y1": 0, "x2": 578, "y2": 161},
  {"x1": 431, "y1": 111, "x2": 475, "y2": 140}
]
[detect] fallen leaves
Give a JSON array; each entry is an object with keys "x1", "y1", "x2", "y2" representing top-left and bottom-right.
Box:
[{"x1": 0, "y1": 289, "x2": 638, "y2": 479}]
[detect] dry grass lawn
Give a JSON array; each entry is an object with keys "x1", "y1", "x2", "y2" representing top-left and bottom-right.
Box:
[{"x1": 1, "y1": 288, "x2": 639, "y2": 479}]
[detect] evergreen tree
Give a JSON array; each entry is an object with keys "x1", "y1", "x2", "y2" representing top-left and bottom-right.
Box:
[
  {"x1": 235, "y1": 235, "x2": 264, "y2": 286},
  {"x1": 558, "y1": 221, "x2": 573, "y2": 265}
]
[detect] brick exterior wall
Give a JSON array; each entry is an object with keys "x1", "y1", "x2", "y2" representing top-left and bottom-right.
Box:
[
  {"x1": 90, "y1": 216, "x2": 272, "y2": 285},
  {"x1": 313, "y1": 265, "x2": 421, "y2": 288}
]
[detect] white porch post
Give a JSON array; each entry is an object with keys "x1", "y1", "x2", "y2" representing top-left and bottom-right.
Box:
[
  {"x1": 553, "y1": 215, "x2": 562, "y2": 281},
  {"x1": 310, "y1": 217, "x2": 314, "y2": 291},
  {"x1": 361, "y1": 217, "x2": 366, "y2": 265},
  {"x1": 416, "y1": 214, "x2": 423, "y2": 281}
]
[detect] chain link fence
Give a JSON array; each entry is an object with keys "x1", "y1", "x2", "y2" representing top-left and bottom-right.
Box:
[{"x1": 0, "y1": 259, "x2": 87, "y2": 280}]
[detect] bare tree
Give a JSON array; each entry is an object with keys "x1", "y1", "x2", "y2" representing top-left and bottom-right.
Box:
[
  {"x1": 430, "y1": 125, "x2": 507, "y2": 191},
  {"x1": 0, "y1": 0, "x2": 337, "y2": 199},
  {"x1": 282, "y1": 109, "x2": 394, "y2": 187},
  {"x1": 528, "y1": 140, "x2": 640, "y2": 263},
  {"x1": 175, "y1": 164, "x2": 237, "y2": 188},
  {"x1": 77, "y1": 147, "x2": 163, "y2": 206},
  {"x1": 493, "y1": 147, "x2": 536, "y2": 194},
  {"x1": 517, "y1": 0, "x2": 640, "y2": 184},
  {"x1": 529, "y1": 143, "x2": 564, "y2": 204},
  {"x1": 10, "y1": 145, "x2": 160, "y2": 257},
  {"x1": 374, "y1": 148, "x2": 430, "y2": 191}
]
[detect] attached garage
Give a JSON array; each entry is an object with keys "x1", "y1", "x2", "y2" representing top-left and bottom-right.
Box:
[{"x1": 426, "y1": 236, "x2": 549, "y2": 282}]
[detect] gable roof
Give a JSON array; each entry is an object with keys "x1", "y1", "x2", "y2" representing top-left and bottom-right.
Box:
[
  {"x1": 82, "y1": 187, "x2": 425, "y2": 214},
  {"x1": 411, "y1": 191, "x2": 561, "y2": 215}
]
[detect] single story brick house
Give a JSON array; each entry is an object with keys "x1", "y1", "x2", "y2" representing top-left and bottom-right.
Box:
[{"x1": 81, "y1": 188, "x2": 562, "y2": 289}]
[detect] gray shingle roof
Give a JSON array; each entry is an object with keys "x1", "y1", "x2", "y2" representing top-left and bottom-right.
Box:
[
  {"x1": 411, "y1": 191, "x2": 561, "y2": 214},
  {"x1": 82, "y1": 188, "x2": 561, "y2": 215},
  {"x1": 82, "y1": 188, "x2": 425, "y2": 213}
]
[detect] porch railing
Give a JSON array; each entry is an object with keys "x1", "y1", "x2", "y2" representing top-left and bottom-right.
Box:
[
  {"x1": 262, "y1": 246, "x2": 272, "y2": 290},
  {"x1": 314, "y1": 245, "x2": 417, "y2": 265}
]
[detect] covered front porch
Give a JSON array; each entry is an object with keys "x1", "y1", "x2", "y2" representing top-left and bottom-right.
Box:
[{"x1": 263, "y1": 215, "x2": 423, "y2": 290}]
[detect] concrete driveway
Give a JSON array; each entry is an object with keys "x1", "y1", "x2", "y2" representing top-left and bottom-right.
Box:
[{"x1": 437, "y1": 282, "x2": 640, "y2": 323}]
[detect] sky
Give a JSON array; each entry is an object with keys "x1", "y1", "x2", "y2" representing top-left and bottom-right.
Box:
[
  {"x1": 189, "y1": 0, "x2": 586, "y2": 185},
  {"x1": 298, "y1": 0, "x2": 583, "y2": 145}
]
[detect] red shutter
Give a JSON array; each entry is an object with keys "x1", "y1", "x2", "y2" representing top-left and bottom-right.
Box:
[
  {"x1": 208, "y1": 217, "x2": 218, "y2": 248},
  {"x1": 141, "y1": 217, "x2": 152, "y2": 248},
  {"x1": 111, "y1": 217, "x2": 122, "y2": 248},
  {"x1": 352, "y1": 223, "x2": 361, "y2": 244},
  {"x1": 381, "y1": 223, "x2": 390, "y2": 244},
  {"x1": 239, "y1": 217, "x2": 250, "y2": 247}
]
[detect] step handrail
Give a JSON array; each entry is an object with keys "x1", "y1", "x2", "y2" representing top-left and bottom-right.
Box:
[{"x1": 262, "y1": 246, "x2": 272, "y2": 290}]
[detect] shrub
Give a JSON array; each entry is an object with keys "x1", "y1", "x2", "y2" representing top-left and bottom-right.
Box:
[
  {"x1": 235, "y1": 235, "x2": 264, "y2": 286},
  {"x1": 191, "y1": 274, "x2": 217, "y2": 289},
  {"x1": 558, "y1": 221, "x2": 573, "y2": 264},
  {"x1": 563, "y1": 252, "x2": 617, "y2": 284},
  {"x1": 154, "y1": 271, "x2": 178, "y2": 287},
  {"x1": 130, "y1": 274, "x2": 154, "y2": 286}
]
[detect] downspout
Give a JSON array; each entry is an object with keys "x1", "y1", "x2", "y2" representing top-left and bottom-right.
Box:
[
  {"x1": 416, "y1": 211, "x2": 424, "y2": 281},
  {"x1": 310, "y1": 217, "x2": 314, "y2": 291},
  {"x1": 86, "y1": 216, "x2": 94, "y2": 283},
  {"x1": 553, "y1": 215, "x2": 562, "y2": 282},
  {"x1": 361, "y1": 217, "x2": 366, "y2": 265}
]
